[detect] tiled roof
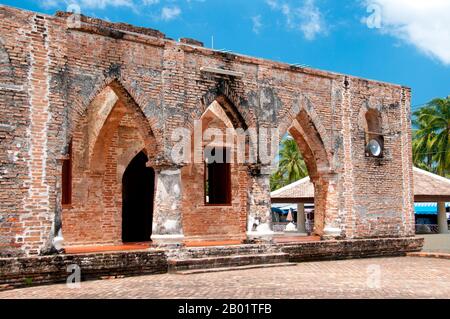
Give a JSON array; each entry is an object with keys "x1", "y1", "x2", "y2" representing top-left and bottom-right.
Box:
[
  {"x1": 271, "y1": 176, "x2": 314, "y2": 202},
  {"x1": 271, "y1": 167, "x2": 450, "y2": 202},
  {"x1": 413, "y1": 167, "x2": 450, "y2": 199}
]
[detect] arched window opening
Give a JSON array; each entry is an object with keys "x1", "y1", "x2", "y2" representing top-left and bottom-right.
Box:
[{"x1": 365, "y1": 109, "x2": 384, "y2": 158}]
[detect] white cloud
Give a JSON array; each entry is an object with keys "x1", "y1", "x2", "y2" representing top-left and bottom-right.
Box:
[
  {"x1": 41, "y1": 0, "x2": 60, "y2": 9},
  {"x1": 252, "y1": 15, "x2": 263, "y2": 34},
  {"x1": 364, "y1": 0, "x2": 450, "y2": 65},
  {"x1": 265, "y1": 0, "x2": 326, "y2": 40},
  {"x1": 39, "y1": 0, "x2": 136, "y2": 10},
  {"x1": 161, "y1": 6, "x2": 181, "y2": 21},
  {"x1": 142, "y1": 0, "x2": 159, "y2": 5},
  {"x1": 298, "y1": 0, "x2": 323, "y2": 40}
]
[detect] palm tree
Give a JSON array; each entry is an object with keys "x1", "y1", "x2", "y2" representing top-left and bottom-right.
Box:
[
  {"x1": 412, "y1": 97, "x2": 450, "y2": 177},
  {"x1": 270, "y1": 136, "x2": 308, "y2": 191}
]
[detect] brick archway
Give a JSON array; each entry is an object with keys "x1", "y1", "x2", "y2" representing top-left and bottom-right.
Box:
[
  {"x1": 278, "y1": 96, "x2": 337, "y2": 237},
  {"x1": 62, "y1": 81, "x2": 159, "y2": 247}
]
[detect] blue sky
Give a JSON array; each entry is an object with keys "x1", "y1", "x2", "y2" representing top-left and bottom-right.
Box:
[{"x1": 2, "y1": 0, "x2": 449, "y2": 110}]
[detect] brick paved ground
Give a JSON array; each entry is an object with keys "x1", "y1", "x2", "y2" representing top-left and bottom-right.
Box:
[{"x1": 1, "y1": 257, "x2": 449, "y2": 299}]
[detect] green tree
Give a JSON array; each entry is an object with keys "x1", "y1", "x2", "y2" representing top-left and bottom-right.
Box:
[
  {"x1": 270, "y1": 136, "x2": 308, "y2": 191},
  {"x1": 412, "y1": 97, "x2": 450, "y2": 177}
]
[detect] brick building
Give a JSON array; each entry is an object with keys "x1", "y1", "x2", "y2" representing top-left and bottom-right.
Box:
[{"x1": 0, "y1": 5, "x2": 417, "y2": 258}]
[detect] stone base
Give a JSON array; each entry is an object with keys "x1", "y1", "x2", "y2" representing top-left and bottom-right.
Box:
[
  {"x1": 281, "y1": 237, "x2": 424, "y2": 262},
  {"x1": 0, "y1": 250, "x2": 167, "y2": 290},
  {"x1": 246, "y1": 231, "x2": 274, "y2": 243},
  {"x1": 0, "y1": 237, "x2": 423, "y2": 290},
  {"x1": 151, "y1": 234, "x2": 185, "y2": 248}
]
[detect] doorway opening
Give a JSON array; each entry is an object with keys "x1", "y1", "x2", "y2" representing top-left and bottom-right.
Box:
[{"x1": 122, "y1": 151, "x2": 155, "y2": 243}]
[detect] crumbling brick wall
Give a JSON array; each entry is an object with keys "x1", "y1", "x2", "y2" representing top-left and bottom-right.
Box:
[{"x1": 0, "y1": 5, "x2": 415, "y2": 257}]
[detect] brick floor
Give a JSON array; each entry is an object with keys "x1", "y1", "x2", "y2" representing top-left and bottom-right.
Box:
[{"x1": 1, "y1": 257, "x2": 449, "y2": 299}]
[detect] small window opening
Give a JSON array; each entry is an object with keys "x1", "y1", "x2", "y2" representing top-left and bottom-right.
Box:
[
  {"x1": 205, "y1": 147, "x2": 231, "y2": 205},
  {"x1": 365, "y1": 109, "x2": 384, "y2": 158}
]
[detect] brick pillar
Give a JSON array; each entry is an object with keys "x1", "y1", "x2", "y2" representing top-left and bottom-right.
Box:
[
  {"x1": 246, "y1": 165, "x2": 274, "y2": 242},
  {"x1": 22, "y1": 15, "x2": 54, "y2": 256},
  {"x1": 322, "y1": 175, "x2": 342, "y2": 239},
  {"x1": 151, "y1": 166, "x2": 184, "y2": 247}
]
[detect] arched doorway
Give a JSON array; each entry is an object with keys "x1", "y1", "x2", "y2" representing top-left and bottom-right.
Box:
[
  {"x1": 62, "y1": 80, "x2": 159, "y2": 247},
  {"x1": 122, "y1": 151, "x2": 155, "y2": 243}
]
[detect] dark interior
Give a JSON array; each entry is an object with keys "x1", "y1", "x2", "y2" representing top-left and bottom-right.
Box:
[{"x1": 122, "y1": 151, "x2": 155, "y2": 242}]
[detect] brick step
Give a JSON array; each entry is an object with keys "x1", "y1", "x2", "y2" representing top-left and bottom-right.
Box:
[
  {"x1": 174, "y1": 262, "x2": 296, "y2": 275},
  {"x1": 172, "y1": 244, "x2": 280, "y2": 260},
  {"x1": 168, "y1": 252, "x2": 289, "y2": 272}
]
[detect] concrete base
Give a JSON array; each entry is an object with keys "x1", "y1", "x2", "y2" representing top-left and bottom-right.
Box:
[{"x1": 418, "y1": 234, "x2": 450, "y2": 253}]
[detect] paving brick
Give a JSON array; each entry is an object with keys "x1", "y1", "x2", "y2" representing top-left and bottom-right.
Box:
[{"x1": 1, "y1": 257, "x2": 449, "y2": 299}]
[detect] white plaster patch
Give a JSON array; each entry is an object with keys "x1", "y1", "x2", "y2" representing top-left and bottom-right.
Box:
[
  {"x1": 7, "y1": 150, "x2": 19, "y2": 162},
  {"x1": 256, "y1": 223, "x2": 271, "y2": 234},
  {"x1": 323, "y1": 226, "x2": 342, "y2": 237},
  {"x1": 163, "y1": 219, "x2": 178, "y2": 232},
  {"x1": 0, "y1": 83, "x2": 24, "y2": 92},
  {"x1": 173, "y1": 183, "x2": 180, "y2": 195}
]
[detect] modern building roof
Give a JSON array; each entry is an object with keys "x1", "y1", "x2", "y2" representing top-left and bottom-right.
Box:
[
  {"x1": 413, "y1": 167, "x2": 450, "y2": 202},
  {"x1": 271, "y1": 167, "x2": 450, "y2": 203},
  {"x1": 271, "y1": 176, "x2": 314, "y2": 203}
]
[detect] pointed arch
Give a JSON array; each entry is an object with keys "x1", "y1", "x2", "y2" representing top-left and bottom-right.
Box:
[
  {"x1": 275, "y1": 95, "x2": 335, "y2": 237},
  {"x1": 67, "y1": 74, "x2": 162, "y2": 158},
  {"x1": 279, "y1": 95, "x2": 333, "y2": 163},
  {"x1": 188, "y1": 80, "x2": 255, "y2": 131},
  {"x1": 87, "y1": 85, "x2": 157, "y2": 173}
]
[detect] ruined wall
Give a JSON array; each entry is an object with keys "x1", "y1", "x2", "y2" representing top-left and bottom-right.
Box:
[{"x1": 0, "y1": 5, "x2": 415, "y2": 256}]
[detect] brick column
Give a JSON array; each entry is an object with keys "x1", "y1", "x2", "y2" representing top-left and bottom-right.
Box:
[
  {"x1": 22, "y1": 15, "x2": 54, "y2": 256},
  {"x1": 246, "y1": 165, "x2": 274, "y2": 242},
  {"x1": 322, "y1": 175, "x2": 342, "y2": 239},
  {"x1": 151, "y1": 166, "x2": 184, "y2": 247}
]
